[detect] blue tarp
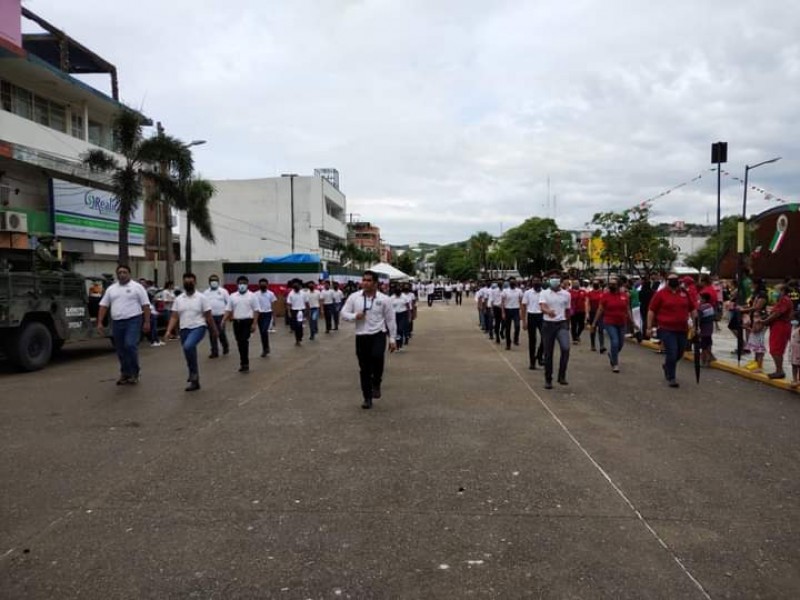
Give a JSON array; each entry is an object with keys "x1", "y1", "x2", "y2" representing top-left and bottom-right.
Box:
[{"x1": 261, "y1": 253, "x2": 321, "y2": 264}]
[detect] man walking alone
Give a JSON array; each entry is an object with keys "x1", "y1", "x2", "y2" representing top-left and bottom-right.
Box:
[
  {"x1": 203, "y1": 274, "x2": 230, "y2": 358},
  {"x1": 341, "y1": 270, "x2": 397, "y2": 409},
  {"x1": 224, "y1": 276, "x2": 260, "y2": 372}
]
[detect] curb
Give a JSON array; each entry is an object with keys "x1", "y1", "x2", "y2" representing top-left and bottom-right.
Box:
[{"x1": 639, "y1": 340, "x2": 799, "y2": 394}]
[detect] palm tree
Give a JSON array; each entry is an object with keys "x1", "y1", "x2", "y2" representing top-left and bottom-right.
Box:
[
  {"x1": 83, "y1": 108, "x2": 188, "y2": 265},
  {"x1": 470, "y1": 231, "x2": 494, "y2": 274},
  {"x1": 174, "y1": 178, "x2": 216, "y2": 274}
]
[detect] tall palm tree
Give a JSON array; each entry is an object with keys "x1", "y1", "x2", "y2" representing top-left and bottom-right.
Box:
[
  {"x1": 470, "y1": 231, "x2": 494, "y2": 274},
  {"x1": 83, "y1": 108, "x2": 188, "y2": 265},
  {"x1": 178, "y1": 178, "x2": 216, "y2": 274}
]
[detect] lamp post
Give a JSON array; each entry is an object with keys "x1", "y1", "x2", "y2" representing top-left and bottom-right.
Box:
[
  {"x1": 710, "y1": 142, "x2": 727, "y2": 275},
  {"x1": 281, "y1": 174, "x2": 298, "y2": 253},
  {"x1": 735, "y1": 156, "x2": 781, "y2": 362}
]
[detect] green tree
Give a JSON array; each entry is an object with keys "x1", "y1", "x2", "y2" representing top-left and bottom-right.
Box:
[
  {"x1": 169, "y1": 177, "x2": 216, "y2": 274},
  {"x1": 83, "y1": 108, "x2": 188, "y2": 265},
  {"x1": 395, "y1": 252, "x2": 416, "y2": 276},
  {"x1": 434, "y1": 244, "x2": 476, "y2": 280},
  {"x1": 498, "y1": 217, "x2": 563, "y2": 276},
  {"x1": 469, "y1": 231, "x2": 494, "y2": 274},
  {"x1": 685, "y1": 216, "x2": 747, "y2": 272}
]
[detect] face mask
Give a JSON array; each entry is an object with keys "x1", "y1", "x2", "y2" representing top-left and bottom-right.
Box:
[
  {"x1": 184, "y1": 283, "x2": 195, "y2": 293},
  {"x1": 533, "y1": 283, "x2": 541, "y2": 291},
  {"x1": 791, "y1": 320, "x2": 799, "y2": 326},
  {"x1": 609, "y1": 284, "x2": 618, "y2": 292},
  {"x1": 572, "y1": 284, "x2": 579, "y2": 290},
  {"x1": 259, "y1": 285, "x2": 268, "y2": 292},
  {"x1": 503, "y1": 283, "x2": 510, "y2": 290},
  {"x1": 668, "y1": 279, "x2": 679, "y2": 289},
  {"x1": 209, "y1": 281, "x2": 219, "y2": 290},
  {"x1": 592, "y1": 284, "x2": 599, "y2": 290},
  {"x1": 549, "y1": 279, "x2": 561, "y2": 290},
  {"x1": 238, "y1": 283, "x2": 248, "y2": 293},
  {"x1": 491, "y1": 284, "x2": 498, "y2": 290}
]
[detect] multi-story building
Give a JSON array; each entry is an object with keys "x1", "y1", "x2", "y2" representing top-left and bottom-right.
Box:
[
  {"x1": 0, "y1": 2, "x2": 148, "y2": 273},
  {"x1": 348, "y1": 221, "x2": 381, "y2": 256},
  {"x1": 190, "y1": 172, "x2": 347, "y2": 264}
]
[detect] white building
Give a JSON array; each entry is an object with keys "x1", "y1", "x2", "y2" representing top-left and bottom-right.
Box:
[
  {"x1": 669, "y1": 234, "x2": 710, "y2": 267},
  {"x1": 0, "y1": 2, "x2": 146, "y2": 274},
  {"x1": 190, "y1": 173, "x2": 347, "y2": 264}
]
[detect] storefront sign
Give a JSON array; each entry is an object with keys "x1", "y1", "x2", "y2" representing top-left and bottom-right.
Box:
[{"x1": 51, "y1": 178, "x2": 144, "y2": 245}]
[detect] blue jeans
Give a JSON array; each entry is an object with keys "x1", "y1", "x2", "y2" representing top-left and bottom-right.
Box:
[
  {"x1": 395, "y1": 311, "x2": 409, "y2": 348},
  {"x1": 258, "y1": 312, "x2": 272, "y2": 353},
  {"x1": 605, "y1": 324, "x2": 625, "y2": 366},
  {"x1": 112, "y1": 315, "x2": 142, "y2": 377},
  {"x1": 659, "y1": 329, "x2": 687, "y2": 381},
  {"x1": 542, "y1": 320, "x2": 570, "y2": 382},
  {"x1": 149, "y1": 313, "x2": 159, "y2": 344},
  {"x1": 180, "y1": 326, "x2": 207, "y2": 380},
  {"x1": 309, "y1": 308, "x2": 319, "y2": 338}
]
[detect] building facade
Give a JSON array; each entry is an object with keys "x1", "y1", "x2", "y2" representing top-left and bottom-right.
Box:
[
  {"x1": 0, "y1": 2, "x2": 147, "y2": 274},
  {"x1": 190, "y1": 174, "x2": 347, "y2": 264}
]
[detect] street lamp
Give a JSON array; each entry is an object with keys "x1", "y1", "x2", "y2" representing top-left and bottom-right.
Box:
[
  {"x1": 186, "y1": 140, "x2": 207, "y2": 148},
  {"x1": 281, "y1": 173, "x2": 298, "y2": 253},
  {"x1": 735, "y1": 156, "x2": 781, "y2": 361}
]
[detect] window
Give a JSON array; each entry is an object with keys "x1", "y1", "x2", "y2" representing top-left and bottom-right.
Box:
[
  {"x1": 34, "y1": 95, "x2": 50, "y2": 125},
  {"x1": 12, "y1": 86, "x2": 32, "y2": 120},
  {"x1": 0, "y1": 80, "x2": 11, "y2": 112},
  {"x1": 50, "y1": 102, "x2": 66, "y2": 132},
  {"x1": 71, "y1": 114, "x2": 84, "y2": 140},
  {"x1": 325, "y1": 196, "x2": 345, "y2": 223},
  {"x1": 88, "y1": 120, "x2": 104, "y2": 146}
]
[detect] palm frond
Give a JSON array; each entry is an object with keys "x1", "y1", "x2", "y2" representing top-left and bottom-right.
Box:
[
  {"x1": 185, "y1": 178, "x2": 216, "y2": 242},
  {"x1": 112, "y1": 109, "x2": 145, "y2": 156},
  {"x1": 113, "y1": 165, "x2": 143, "y2": 221},
  {"x1": 83, "y1": 149, "x2": 117, "y2": 172},
  {"x1": 138, "y1": 135, "x2": 194, "y2": 179}
]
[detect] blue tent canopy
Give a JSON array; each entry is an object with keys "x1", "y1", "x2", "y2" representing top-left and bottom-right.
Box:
[{"x1": 262, "y1": 253, "x2": 320, "y2": 264}]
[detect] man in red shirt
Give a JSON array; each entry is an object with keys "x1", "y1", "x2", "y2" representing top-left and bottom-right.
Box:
[
  {"x1": 647, "y1": 273, "x2": 698, "y2": 388},
  {"x1": 586, "y1": 280, "x2": 606, "y2": 352},
  {"x1": 569, "y1": 280, "x2": 588, "y2": 344},
  {"x1": 590, "y1": 276, "x2": 634, "y2": 372},
  {"x1": 762, "y1": 284, "x2": 794, "y2": 379}
]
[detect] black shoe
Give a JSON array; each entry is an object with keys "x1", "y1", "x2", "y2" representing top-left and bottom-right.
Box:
[
  {"x1": 496, "y1": 339, "x2": 501, "y2": 344},
  {"x1": 590, "y1": 346, "x2": 596, "y2": 352},
  {"x1": 239, "y1": 366, "x2": 249, "y2": 373},
  {"x1": 514, "y1": 341, "x2": 519, "y2": 346},
  {"x1": 128, "y1": 376, "x2": 139, "y2": 385},
  {"x1": 116, "y1": 375, "x2": 130, "y2": 386},
  {"x1": 529, "y1": 365, "x2": 536, "y2": 370},
  {"x1": 558, "y1": 379, "x2": 568, "y2": 385},
  {"x1": 185, "y1": 381, "x2": 200, "y2": 392},
  {"x1": 668, "y1": 380, "x2": 680, "y2": 388},
  {"x1": 506, "y1": 346, "x2": 511, "y2": 351},
  {"x1": 767, "y1": 372, "x2": 786, "y2": 379},
  {"x1": 222, "y1": 348, "x2": 230, "y2": 355},
  {"x1": 599, "y1": 347, "x2": 607, "y2": 354},
  {"x1": 260, "y1": 352, "x2": 268, "y2": 358},
  {"x1": 361, "y1": 399, "x2": 373, "y2": 409},
  {"x1": 209, "y1": 353, "x2": 219, "y2": 359},
  {"x1": 545, "y1": 381, "x2": 553, "y2": 390},
  {"x1": 538, "y1": 358, "x2": 544, "y2": 366},
  {"x1": 372, "y1": 387, "x2": 382, "y2": 399}
]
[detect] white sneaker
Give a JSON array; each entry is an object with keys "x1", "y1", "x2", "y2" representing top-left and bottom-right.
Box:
[{"x1": 151, "y1": 341, "x2": 160, "y2": 347}]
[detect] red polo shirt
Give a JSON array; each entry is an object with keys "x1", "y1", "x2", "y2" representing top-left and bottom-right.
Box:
[
  {"x1": 699, "y1": 285, "x2": 718, "y2": 308},
  {"x1": 650, "y1": 287, "x2": 695, "y2": 332},
  {"x1": 587, "y1": 289, "x2": 603, "y2": 313},
  {"x1": 570, "y1": 288, "x2": 587, "y2": 314},
  {"x1": 600, "y1": 291, "x2": 630, "y2": 326}
]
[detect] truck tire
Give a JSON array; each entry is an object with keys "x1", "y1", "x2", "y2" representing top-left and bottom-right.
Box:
[{"x1": 13, "y1": 322, "x2": 53, "y2": 371}]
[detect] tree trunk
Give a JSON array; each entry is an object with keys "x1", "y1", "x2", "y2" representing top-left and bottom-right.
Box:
[
  {"x1": 164, "y1": 199, "x2": 174, "y2": 283},
  {"x1": 118, "y1": 204, "x2": 130, "y2": 266},
  {"x1": 185, "y1": 213, "x2": 192, "y2": 274}
]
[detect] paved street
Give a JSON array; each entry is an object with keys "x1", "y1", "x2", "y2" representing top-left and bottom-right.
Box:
[{"x1": 1, "y1": 303, "x2": 799, "y2": 599}]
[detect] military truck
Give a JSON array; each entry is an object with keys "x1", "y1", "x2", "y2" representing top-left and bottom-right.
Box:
[{"x1": 0, "y1": 247, "x2": 111, "y2": 371}]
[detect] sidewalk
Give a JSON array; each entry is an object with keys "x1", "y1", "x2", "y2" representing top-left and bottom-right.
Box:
[{"x1": 640, "y1": 320, "x2": 798, "y2": 394}]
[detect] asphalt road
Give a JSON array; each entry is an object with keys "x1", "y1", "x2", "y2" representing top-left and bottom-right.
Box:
[{"x1": 1, "y1": 303, "x2": 798, "y2": 599}]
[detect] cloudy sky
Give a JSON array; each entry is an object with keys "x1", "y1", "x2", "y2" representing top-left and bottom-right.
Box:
[{"x1": 23, "y1": 0, "x2": 800, "y2": 245}]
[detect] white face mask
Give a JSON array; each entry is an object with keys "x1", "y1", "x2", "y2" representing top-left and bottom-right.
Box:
[
  {"x1": 238, "y1": 283, "x2": 248, "y2": 293},
  {"x1": 210, "y1": 281, "x2": 219, "y2": 290}
]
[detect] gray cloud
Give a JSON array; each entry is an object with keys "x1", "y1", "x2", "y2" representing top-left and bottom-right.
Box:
[{"x1": 25, "y1": 0, "x2": 799, "y2": 244}]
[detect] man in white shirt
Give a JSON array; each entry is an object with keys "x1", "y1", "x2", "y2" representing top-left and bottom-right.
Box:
[
  {"x1": 390, "y1": 285, "x2": 412, "y2": 350},
  {"x1": 166, "y1": 273, "x2": 218, "y2": 391},
  {"x1": 257, "y1": 278, "x2": 277, "y2": 357},
  {"x1": 489, "y1": 282, "x2": 504, "y2": 343},
  {"x1": 321, "y1": 280, "x2": 336, "y2": 334},
  {"x1": 305, "y1": 281, "x2": 322, "y2": 340},
  {"x1": 402, "y1": 282, "x2": 417, "y2": 342},
  {"x1": 332, "y1": 282, "x2": 344, "y2": 329},
  {"x1": 455, "y1": 281, "x2": 464, "y2": 305},
  {"x1": 522, "y1": 276, "x2": 544, "y2": 369},
  {"x1": 155, "y1": 281, "x2": 176, "y2": 326},
  {"x1": 341, "y1": 270, "x2": 398, "y2": 409},
  {"x1": 204, "y1": 274, "x2": 230, "y2": 358},
  {"x1": 443, "y1": 282, "x2": 453, "y2": 305},
  {"x1": 501, "y1": 277, "x2": 524, "y2": 350},
  {"x1": 223, "y1": 276, "x2": 260, "y2": 372},
  {"x1": 286, "y1": 280, "x2": 310, "y2": 345},
  {"x1": 97, "y1": 264, "x2": 151, "y2": 385},
  {"x1": 539, "y1": 277, "x2": 572, "y2": 389}
]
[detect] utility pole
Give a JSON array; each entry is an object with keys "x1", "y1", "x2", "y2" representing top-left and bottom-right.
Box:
[
  {"x1": 711, "y1": 142, "x2": 727, "y2": 275},
  {"x1": 281, "y1": 174, "x2": 298, "y2": 253}
]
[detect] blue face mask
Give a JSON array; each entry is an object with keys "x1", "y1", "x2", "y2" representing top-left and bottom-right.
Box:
[
  {"x1": 238, "y1": 284, "x2": 248, "y2": 294},
  {"x1": 209, "y1": 281, "x2": 219, "y2": 290},
  {"x1": 503, "y1": 283, "x2": 510, "y2": 290},
  {"x1": 549, "y1": 278, "x2": 561, "y2": 290},
  {"x1": 792, "y1": 320, "x2": 799, "y2": 326}
]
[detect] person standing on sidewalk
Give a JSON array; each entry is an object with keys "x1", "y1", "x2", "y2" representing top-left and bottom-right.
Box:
[
  {"x1": 286, "y1": 280, "x2": 310, "y2": 345},
  {"x1": 591, "y1": 276, "x2": 635, "y2": 373},
  {"x1": 224, "y1": 276, "x2": 260, "y2": 372},
  {"x1": 522, "y1": 276, "x2": 544, "y2": 369},
  {"x1": 166, "y1": 273, "x2": 218, "y2": 391},
  {"x1": 341, "y1": 270, "x2": 397, "y2": 409},
  {"x1": 97, "y1": 264, "x2": 151, "y2": 385},
  {"x1": 539, "y1": 277, "x2": 572, "y2": 389},
  {"x1": 646, "y1": 273, "x2": 697, "y2": 388},
  {"x1": 306, "y1": 281, "x2": 322, "y2": 340},
  {"x1": 203, "y1": 274, "x2": 230, "y2": 358},
  {"x1": 569, "y1": 280, "x2": 587, "y2": 344},
  {"x1": 762, "y1": 284, "x2": 794, "y2": 379},
  {"x1": 321, "y1": 280, "x2": 337, "y2": 333},
  {"x1": 256, "y1": 278, "x2": 276, "y2": 357},
  {"x1": 501, "y1": 277, "x2": 523, "y2": 350}
]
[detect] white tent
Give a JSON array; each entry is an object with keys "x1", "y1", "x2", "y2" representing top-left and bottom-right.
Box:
[{"x1": 369, "y1": 262, "x2": 411, "y2": 281}]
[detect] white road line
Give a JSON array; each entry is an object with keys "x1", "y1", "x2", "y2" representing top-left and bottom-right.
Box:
[{"x1": 495, "y1": 348, "x2": 712, "y2": 600}]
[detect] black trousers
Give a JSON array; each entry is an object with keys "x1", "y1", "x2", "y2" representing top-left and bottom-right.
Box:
[
  {"x1": 542, "y1": 320, "x2": 570, "y2": 383},
  {"x1": 356, "y1": 332, "x2": 386, "y2": 401},
  {"x1": 527, "y1": 313, "x2": 544, "y2": 366},
  {"x1": 427, "y1": 294, "x2": 434, "y2": 307},
  {"x1": 570, "y1": 312, "x2": 586, "y2": 341},
  {"x1": 232, "y1": 319, "x2": 253, "y2": 367},
  {"x1": 455, "y1": 291, "x2": 463, "y2": 305},
  {"x1": 492, "y1": 306, "x2": 503, "y2": 341},
  {"x1": 504, "y1": 308, "x2": 521, "y2": 348},
  {"x1": 324, "y1": 303, "x2": 335, "y2": 332},
  {"x1": 290, "y1": 310, "x2": 304, "y2": 342}
]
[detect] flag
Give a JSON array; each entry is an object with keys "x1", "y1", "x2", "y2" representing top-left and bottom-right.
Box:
[{"x1": 768, "y1": 215, "x2": 788, "y2": 254}]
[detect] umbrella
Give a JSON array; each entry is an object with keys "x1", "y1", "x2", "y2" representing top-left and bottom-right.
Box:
[{"x1": 693, "y1": 333, "x2": 701, "y2": 384}]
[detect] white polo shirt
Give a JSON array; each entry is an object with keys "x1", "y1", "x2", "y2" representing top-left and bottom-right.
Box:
[
  {"x1": 522, "y1": 288, "x2": 542, "y2": 314},
  {"x1": 306, "y1": 289, "x2": 321, "y2": 309},
  {"x1": 321, "y1": 288, "x2": 335, "y2": 305},
  {"x1": 203, "y1": 286, "x2": 230, "y2": 316},
  {"x1": 173, "y1": 292, "x2": 211, "y2": 330},
  {"x1": 227, "y1": 290, "x2": 260, "y2": 320},
  {"x1": 539, "y1": 288, "x2": 571, "y2": 322},
  {"x1": 332, "y1": 289, "x2": 344, "y2": 304},
  {"x1": 286, "y1": 290, "x2": 308, "y2": 311},
  {"x1": 341, "y1": 290, "x2": 398, "y2": 338},
  {"x1": 99, "y1": 281, "x2": 150, "y2": 320},
  {"x1": 391, "y1": 294, "x2": 410, "y2": 313},
  {"x1": 257, "y1": 289, "x2": 277, "y2": 313},
  {"x1": 502, "y1": 287, "x2": 523, "y2": 309},
  {"x1": 489, "y1": 287, "x2": 503, "y2": 308}
]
